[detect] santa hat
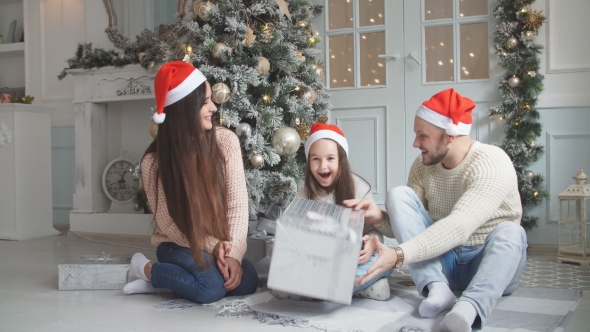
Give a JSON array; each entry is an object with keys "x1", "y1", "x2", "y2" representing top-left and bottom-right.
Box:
[
  {"x1": 415, "y1": 88, "x2": 475, "y2": 136},
  {"x1": 304, "y1": 123, "x2": 348, "y2": 159},
  {"x1": 152, "y1": 61, "x2": 207, "y2": 124}
]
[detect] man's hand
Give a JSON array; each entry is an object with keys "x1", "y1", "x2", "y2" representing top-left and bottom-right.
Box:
[
  {"x1": 213, "y1": 241, "x2": 231, "y2": 281},
  {"x1": 355, "y1": 237, "x2": 398, "y2": 286},
  {"x1": 343, "y1": 198, "x2": 385, "y2": 226},
  {"x1": 358, "y1": 235, "x2": 375, "y2": 265},
  {"x1": 224, "y1": 257, "x2": 243, "y2": 291}
]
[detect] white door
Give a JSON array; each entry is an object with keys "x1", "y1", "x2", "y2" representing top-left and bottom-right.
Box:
[
  {"x1": 321, "y1": 0, "x2": 406, "y2": 207},
  {"x1": 404, "y1": 0, "x2": 503, "y2": 173}
]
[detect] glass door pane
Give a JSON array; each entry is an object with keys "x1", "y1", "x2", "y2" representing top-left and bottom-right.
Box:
[
  {"x1": 425, "y1": 25, "x2": 454, "y2": 82},
  {"x1": 359, "y1": 0, "x2": 385, "y2": 26},
  {"x1": 329, "y1": 34, "x2": 355, "y2": 88},
  {"x1": 360, "y1": 31, "x2": 386, "y2": 86},
  {"x1": 459, "y1": 0, "x2": 488, "y2": 17},
  {"x1": 329, "y1": 0, "x2": 354, "y2": 29},
  {"x1": 460, "y1": 22, "x2": 489, "y2": 80},
  {"x1": 424, "y1": 0, "x2": 453, "y2": 20}
]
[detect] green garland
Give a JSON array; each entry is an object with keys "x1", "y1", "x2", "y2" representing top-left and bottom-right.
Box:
[{"x1": 490, "y1": 0, "x2": 548, "y2": 231}]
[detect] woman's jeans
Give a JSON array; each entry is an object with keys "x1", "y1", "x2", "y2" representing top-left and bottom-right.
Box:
[
  {"x1": 150, "y1": 242, "x2": 258, "y2": 304},
  {"x1": 386, "y1": 186, "x2": 527, "y2": 325}
]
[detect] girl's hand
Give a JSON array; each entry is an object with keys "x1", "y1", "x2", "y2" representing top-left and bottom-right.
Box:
[
  {"x1": 355, "y1": 237, "x2": 398, "y2": 286},
  {"x1": 224, "y1": 257, "x2": 243, "y2": 291},
  {"x1": 343, "y1": 199, "x2": 385, "y2": 226},
  {"x1": 213, "y1": 241, "x2": 232, "y2": 281},
  {"x1": 358, "y1": 235, "x2": 375, "y2": 265}
]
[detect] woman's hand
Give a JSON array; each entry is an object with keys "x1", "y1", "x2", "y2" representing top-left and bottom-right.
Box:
[
  {"x1": 223, "y1": 257, "x2": 243, "y2": 291},
  {"x1": 213, "y1": 241, "x2": 232, "y2": 281},
  {"x1": 355, "y1": 237, "x2": 397, "y2": 286},
  {"x1": 343, "y1": 198, "x2": 386, "y2": 226},
  {"x1": 358, "y1": 235, "x2": 375, "y2": 265}
]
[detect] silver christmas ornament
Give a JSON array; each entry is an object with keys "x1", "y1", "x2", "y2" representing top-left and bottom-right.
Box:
[
  {"x1": 506, "y1": 36, "x2": 518, "y2": 49},
  {"x1": 133, "y1": 203, "x2": 142, "y2": 212},
  {"x1": 211, "y1": 82, "x2": 231, "y2": 103},
  {"x1": 212, "y1": 42, "x2": 230, "y2": 59},
  {"x1": 250, "y1": 154, "x2": 264, "y2": 168},
  {"x1": 524, "y1": 170, "x2": 535, "y2": 181},
  {"x1": 508, "y1": 75, "x2": 521, "y2": 88},
  {"x1": 271, "y1": 127, "x2": 301, "y2": 156},
  {"x1": 235, "y1": 122, "x2": 252, "y2": 138}
]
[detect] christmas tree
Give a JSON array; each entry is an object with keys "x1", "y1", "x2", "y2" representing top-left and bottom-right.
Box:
[
  {"x1": 490, "y1": 0, "x2": 548, "y2": 231},
  {"x1": 59, "y1": 0, "x2": 330, "y2": 215}
]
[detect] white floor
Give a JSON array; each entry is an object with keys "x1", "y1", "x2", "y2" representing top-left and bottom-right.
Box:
[{"x1": 0, "y1": 232, "x2": 588, "y2": 332}]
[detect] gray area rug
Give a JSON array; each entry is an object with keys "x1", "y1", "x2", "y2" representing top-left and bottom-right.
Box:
[{"x1": 157, "y1": 282, "x2": 580, "y2": 332}]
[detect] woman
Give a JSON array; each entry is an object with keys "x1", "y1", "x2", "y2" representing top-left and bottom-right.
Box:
[{"x1": 123, "y1": 61, "x2": 258, "y2": 303}]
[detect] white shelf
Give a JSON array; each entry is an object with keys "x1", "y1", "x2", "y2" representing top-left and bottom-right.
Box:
[{"x1": 0, "y1": 42, "x2": 24, "y2": 54}]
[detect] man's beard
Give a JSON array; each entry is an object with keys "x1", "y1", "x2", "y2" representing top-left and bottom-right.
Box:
[{"x1": 423, "y1": 135, "x2": 448, "y2": 166}]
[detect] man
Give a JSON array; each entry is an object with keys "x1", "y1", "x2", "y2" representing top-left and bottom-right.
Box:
[{"x1": 350, "y1": 89, "x2": 527, "y2": 332}]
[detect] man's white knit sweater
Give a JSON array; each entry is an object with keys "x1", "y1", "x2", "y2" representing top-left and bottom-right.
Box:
[{"x1": 398, "y1": 141, "x2": 522, "y2": 265}]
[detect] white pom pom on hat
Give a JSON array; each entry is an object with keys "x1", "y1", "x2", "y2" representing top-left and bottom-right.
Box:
[
  {"x1": 415, "y1": 88, "x2": 475, "y2": 136},
  {"x1": 152, "y1": 61, "x2": 207, "y2": 124},
  {"x1": 304, "y1": 123, "x2": 348, "y2": 159}
]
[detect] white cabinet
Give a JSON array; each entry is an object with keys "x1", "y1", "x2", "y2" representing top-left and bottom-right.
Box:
[
  {"x1": 0, "y1": 104, "x2": 59, "y2": 240},
  {"x1": 0, "y1": 0, "x2": 25, "y2": 91}
]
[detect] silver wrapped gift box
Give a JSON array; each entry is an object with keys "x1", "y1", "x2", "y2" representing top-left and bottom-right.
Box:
[
  {"x1": 267, "y1": 198, "x2": 364, "y2": 305},
  {"x1": 58, "y1": 254, "x2": 131, "y2": 290}
]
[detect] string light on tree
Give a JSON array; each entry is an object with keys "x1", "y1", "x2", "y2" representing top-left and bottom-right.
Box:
[{"x1": 260, "y1": 23, "x2": 275, "y2": 43}]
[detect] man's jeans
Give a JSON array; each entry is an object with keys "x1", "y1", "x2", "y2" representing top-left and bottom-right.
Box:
[
  {"x1": 151, "y1": 242, "x2": 258, "y2": 304},
  {"x1": 386, "y1": 186, "x2": 527, "y2": 325}
]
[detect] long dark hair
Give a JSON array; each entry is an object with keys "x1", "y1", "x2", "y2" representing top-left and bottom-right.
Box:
[
  {"x1": 143, "y1": 82, "x2": 229, "y2": 267},
  {"x1": 304, "y1": 141, "x2": 355, "y2": 205}
]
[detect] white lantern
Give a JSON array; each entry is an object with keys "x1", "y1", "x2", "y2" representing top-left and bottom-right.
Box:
[{"x1": 557, "y1": 169, "x2": 590, "y2": 266}]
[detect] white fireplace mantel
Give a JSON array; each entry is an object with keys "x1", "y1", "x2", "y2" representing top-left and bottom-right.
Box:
[{"x1": 69, "y1": 65, "x2": 156, "y2": 236}]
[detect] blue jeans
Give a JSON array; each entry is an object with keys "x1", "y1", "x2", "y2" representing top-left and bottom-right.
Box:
[
  {"x1": 354, "y1": 252, "x2": 394, "y2": 293},
  {"x1": 386, "y1": 186, "x2": 527, "y2": 325},
  {"x1": 151, "y1": 242, "x2": 258, "y2": 304}
]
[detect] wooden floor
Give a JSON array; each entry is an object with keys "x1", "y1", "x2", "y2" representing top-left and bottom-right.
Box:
[{"x1": 0, "y1": 231, "x2": 588, "y2": 332}]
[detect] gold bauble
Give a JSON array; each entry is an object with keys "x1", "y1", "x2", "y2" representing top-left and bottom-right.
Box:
[
  {"x1": 295, "y1": 120, "x2": 311, "y2": 140},
  {"x1": 137, "y1": 52, "x2": 146, "y2": 61},
  {"x1": 250, "y1": 154, "x2": 264, "y2": 168},
  {"x1": 318, "y1": 114, "x2": 328, "y2": 123},
  {"x1": 524, "y1": 170, "x2": 535, "y2": 181},
  {"x1": 257, "y1": 56, "x2": 270, "y2": 75},
  {"x1": 295, "y1": 50, "x2": 305, "y2": 63},
  {"x1": 242, "y1": 27, "x2": 256, "y2": 47},
  {"x1": 149, "y1": 122, "x2": 158, "y2": 139},
  {"x1": 211, "y1": 82, "x2": 231, "y2": 104},
  {"x1": 148, "y1": 61, "x2": 156, "y2": 70},
  {"x1": 192, "y1": 0, "x2": 203, "y2": 15},
  {"x1": 506, "y1": 36, "x2": 518, "y2": 49},
  {"x1": 196, "y1": 1, "x2": 214, "y2": 21},
  {"x1": 118, "y1": 51, "x2": 125, "y2": 59},
  {"x1": 508, "y1": 75, "x2": 521, "y2": 88},
  {"x1": 271, "y1": 127, "x2": 301, "y2": 156},
  {"x1": 299, "y1": 89, "x2": 317, "y2": 103},
  {"x1": 212, "y1": 42, "x2": 230, "y2": 58}
]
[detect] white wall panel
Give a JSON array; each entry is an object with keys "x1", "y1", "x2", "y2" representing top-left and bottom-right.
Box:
[{"x1": 332, "y1": 106, "x2": 387, "y2": 205}]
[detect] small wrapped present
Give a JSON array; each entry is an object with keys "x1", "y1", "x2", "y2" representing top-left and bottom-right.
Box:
[
  {"x1": 245, "y1": 232, "x2": 275, "y2": 264},
  {"x1": 58, "y1": 253, "x2": 131, "y2": 290}
]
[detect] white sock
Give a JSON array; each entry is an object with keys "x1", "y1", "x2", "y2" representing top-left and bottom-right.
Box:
[
  {"x1": 418, "y1": 281, "x2": 457, "y2": 318},
  {"x1": 440, "y1": 301, "x2": 477, "y2": 332},
  {"x1": 122, "y1": 279, "x2": 158, "y2": 294},
  {"x1": 127, "y1": 252, "x2": 150, "y2": 282}
]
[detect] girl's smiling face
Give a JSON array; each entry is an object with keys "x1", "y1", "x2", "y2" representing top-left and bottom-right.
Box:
[{"x1": 308, "y1": 139, "x2": 340, "y2": 189}]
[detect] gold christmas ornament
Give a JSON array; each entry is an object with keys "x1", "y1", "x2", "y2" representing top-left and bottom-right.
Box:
[
  {"x1": 196, "y1": 1, "x2": 214, "y2": 21},
  {"x1": 312, "y1": 61, "x2": 325, "y2": 77},
  {"x1": 149, "y1": 122, "x2": 158, "y2": 139},
  {"x1": 192, "y1": 0, "x2": 203, "y2": 15},
  {"x1": 508, "y1": 75, "x2": 521, "y2": 88},
  {"x1": 276, "y1": 0, "x2": 291, "y2": 20},
  {"x1": 318, "y1": 114, "x2": 328, "y2": 124},
  {"x1": 295, "y1": 50, "x2": 305, "y2": 63},
  {"x1": 212, "y1": 42, "x2": 230, "y2": 58},
  {"x1": 242, "y1": 27, "x2": 256, "y2": 47},
  {"x1": 250, "y1": 154, "x2": 264, "y2": 168},
  {"x1": 118, "y1": 51, "x2": 125, "y2": 59},
  {"x1": 524, "y1": 170, "x2": 535, "y2": 181},
  {"x1": 523, "y1": 8, "x2": 545, "y2": 32},
  {"x1": 211, "y1": 82, "x2": 231, "y2": 104},
  {"x1": 257, "y1": 56, "x2": 271, "y2": 75},
  {"x1": 295, "y1": 120, "x2": 311, "y2": 140},
  {"x1": 148, "y1": 61, "x2": 156, "y2": 70},
  {"x1": 271, "y1": 127, "x2": 301, "y2": 156},
  {"x1": 137, "y1": 52, "x2": 146, "y2": 61},
  {"x1": 506, "y1": 36, "x2": 518, "y2": 49},
  {"x1": 299, "y1": 89, "x2": 317, "y2": 103},
  {"x1": 260, "y1": 23, "x2": 275, "y2": 43}
]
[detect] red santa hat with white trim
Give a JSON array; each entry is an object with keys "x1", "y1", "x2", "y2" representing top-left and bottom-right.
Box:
[
  {"x1": 415, "y1": 88, "x2": 475, "y2": 136},
  {"x1": 304, "y1": 123, "x2": 348, "y2": 159},
  {"x1": 152, "y1": 61, "x2": 207, "y2": 124}
]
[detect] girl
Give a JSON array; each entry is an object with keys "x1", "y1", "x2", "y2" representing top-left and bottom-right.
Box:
[
  {"x1": 272, "y1": 123, "x2": 395, "y2": 301},
  {"x1": 123, "y1": 61, "x2": 258, "y2": 303}
]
